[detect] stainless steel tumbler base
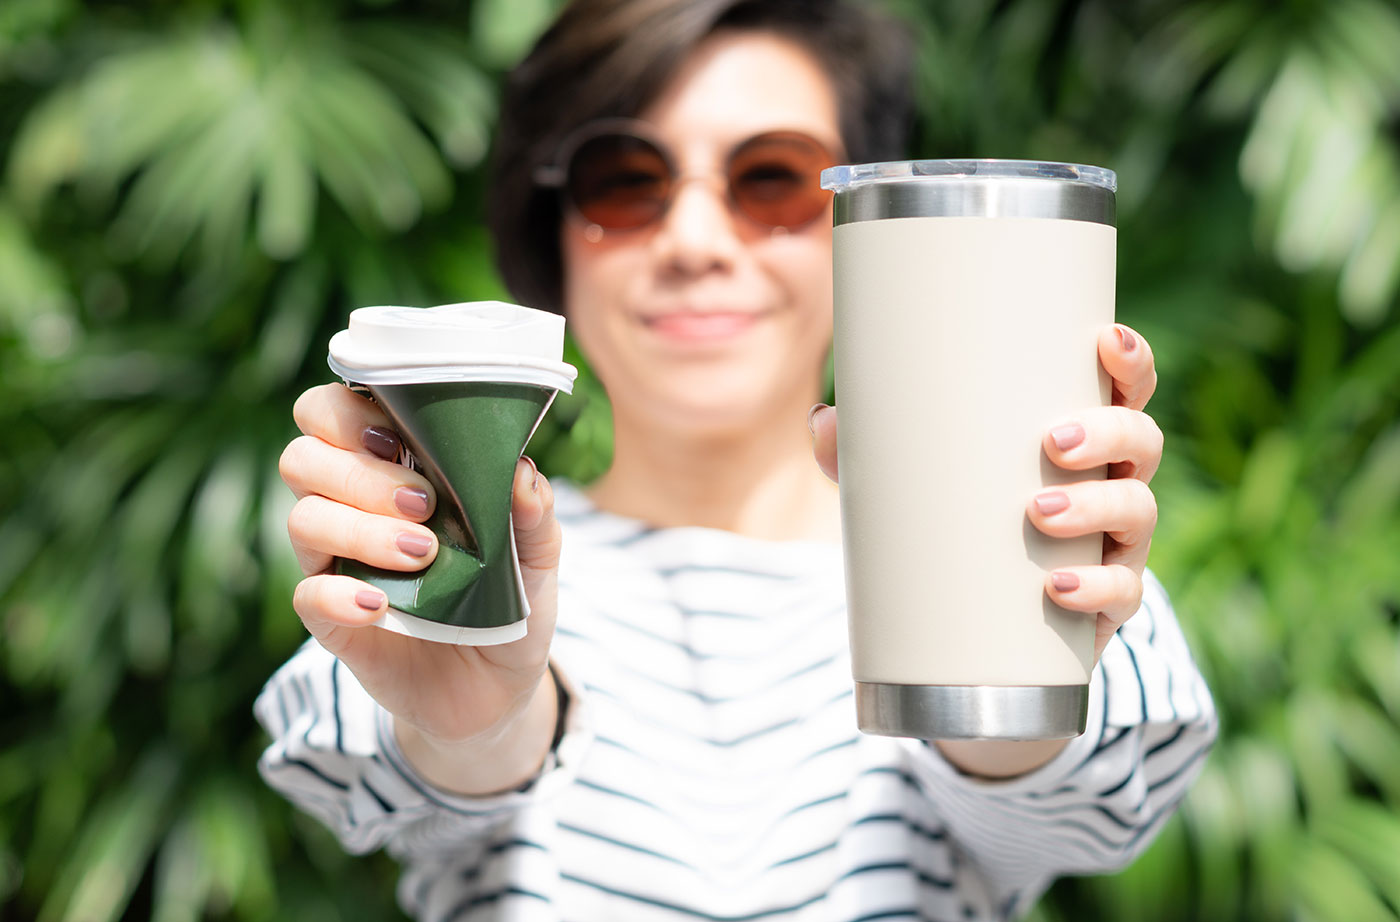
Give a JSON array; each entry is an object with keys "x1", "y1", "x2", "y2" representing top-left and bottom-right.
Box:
[{"x1": 855, "y1": 683, "x2": 1089, "y2": 740}]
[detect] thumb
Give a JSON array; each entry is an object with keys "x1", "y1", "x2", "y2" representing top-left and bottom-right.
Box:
[
  {"x1": 511, "y1": 456, "x2": 561, "y2": 576},
  {"x1": 809, "y1": 404, "x2": 838, "y2": 482}
]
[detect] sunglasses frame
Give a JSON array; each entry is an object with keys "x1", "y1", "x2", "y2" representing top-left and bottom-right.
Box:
[{"x1": 533, "y1": 117, "x2": 840, "y2": 233}]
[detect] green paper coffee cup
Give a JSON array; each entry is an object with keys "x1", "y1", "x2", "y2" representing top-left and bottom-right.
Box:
[{"x1": 327, "y1": 302, "x2": 577, "y2": 645}]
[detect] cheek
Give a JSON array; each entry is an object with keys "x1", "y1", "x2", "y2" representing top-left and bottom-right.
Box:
[{"x1": 764, "y1": 233, "x2": 834, "y2": 325}]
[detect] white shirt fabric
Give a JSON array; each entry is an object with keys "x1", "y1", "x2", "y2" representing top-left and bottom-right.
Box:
[{"x1": 255, "y1": 482, "x2": 1217, "y2": 922}]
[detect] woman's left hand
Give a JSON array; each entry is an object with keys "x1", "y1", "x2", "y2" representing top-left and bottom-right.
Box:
[{"x1": 810, "y1": 323, "x2": 1161, "y2": 667}]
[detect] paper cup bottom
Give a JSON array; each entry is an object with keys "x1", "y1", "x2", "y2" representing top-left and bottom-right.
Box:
[{"x1": 376, "y1": 607, "x2": 528, "y2": 646}]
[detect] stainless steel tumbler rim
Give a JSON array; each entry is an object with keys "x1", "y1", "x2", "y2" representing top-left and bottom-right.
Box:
[
  {"x1": 831, "y1": 178, "x2": 1115, "y2": 227},
  {"x1": 855, "y1": 683, "x2": 1090, "y2": 740}
]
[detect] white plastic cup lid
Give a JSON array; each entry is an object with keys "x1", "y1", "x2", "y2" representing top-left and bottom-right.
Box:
[{"x1": 327, "y1": 301, "x2": 578, "y2": 391}]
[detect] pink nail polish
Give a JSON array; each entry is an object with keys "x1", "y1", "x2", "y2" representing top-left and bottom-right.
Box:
[
  {"x1": 521, "y1": 455, "x2": 540, "y2": 493},
  {"x1": 807, "y1": 403, "x2": 830, "y2": 437},
  {"x1": 1051, "y1": 424, "x2": 1085, "y2": 452},
  {"x1": 1051, "y1": 571, "x2": 1080, "y2": 593},
  {"x1": 1118, "y1": 326, "x2": 1137, "y2": 352},
  {"x1": 1035, "y1": 491, "x2": 1070, "y2": 516},
  {"x1": 396, "y1": 533, "x2": 433, "y2": 558},
  {"x1": 394, "y1": 487, "x2": 430, "y2": 518},
  {"x1": 355, "y1": 590, "x2": 385, "y2": 611}
]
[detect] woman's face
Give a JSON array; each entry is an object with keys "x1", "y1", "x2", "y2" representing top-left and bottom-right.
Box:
[{"x1": 560, "y1": 30, "x2": 842, "y2": 436}]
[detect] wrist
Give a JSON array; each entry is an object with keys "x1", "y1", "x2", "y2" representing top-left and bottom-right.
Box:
[
  {"x1": 932, "y1": 737, "x2": 1069, "y2": 779},
  {"x1": 395, "y1": 669, "x2": 560, "y2": 796}
]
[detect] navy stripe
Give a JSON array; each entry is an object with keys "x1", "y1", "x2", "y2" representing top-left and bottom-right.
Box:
[
  {"x1": 559, "y1": 821, "x2": 691, "y2": 867},
  {"x1": 283, "y1": 756, "x2": 350, "y2": 791},
  {"x1": 361, "y1": 777, "x2": 395, "y2": 813},
  {"x1": 558, "y1": 610, "x2": 843, "y2": 666},
  {"x1": 445, "y1": 885, "x2": 551, "y2": 920},
  {"x1": 331, "y1": 658, "x2": 344, "y2": 754},
  {"x1": 560, "y1": 873, "x2": 822, "y2": 921},
  {"x1": 575, "y1": 777, "x2": 665, "y2": 814},
  {"x1": 275, "y1": 683, "x2": 291, "y2": 735},
  {"x1": 587, "y1": 685, "x2": 852, "y2": 748},
  {"x1": 487, "y1": 837, "x2": 550, "y2": 855},
  {"x1": 836, "y1": 860, "x2": 956, "y2": 890},
  {"x1": 610, "y1": 525, "x2": 660, "y2": 546},
  {"x1": 1146, "y1": 737, "x2": 1214, "y2": 794},
  {"x1": 852, "y1": 812, "x2": 947, "y2": 842},
  {"x1": 849, "y1": 911, "x2": 918, "y2": 922},
  {"x1": 657, "y1": 563, "x2": 800, "y2": 580},
  {"x1": 1144, "y1": 724, "x2": 1187, "y2": 760},
  {"x1": 288, "y1": 672, "x2": 307, "y2": 717},
  {"x1": 1121, "y1": 637, "x2": 1149, "y2": 725},
  {"x1": 768, "y1": 840, "x2": 835, "y2": 869}
]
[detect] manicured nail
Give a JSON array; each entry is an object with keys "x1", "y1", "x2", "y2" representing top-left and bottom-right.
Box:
[
  {"x1": 394, "y1": 487, "x2": 430, "y2": 518},
  {"x1": 521, "y1": 455, "x2": 540, "y2": 493},
  {"x1": 1035, "y1": 491, "x2": 1070, "y2": 516},
  {"x1": 1051, "y1": 423, "x2": 1085, "y2": 452},
  {"x1": 1051, "y1": 571, "x2": 1080, "y2": 593},
  {"x1": 808, "y1": 403, "x2": 830, "y2": 437},
  {"x1": 363, "y1": 426, "x2": 400, "y2": 461},
  {"x1": 355, "y1": 589, "x2": 386, "y2": 611},
  {"x1": 1118, "y1": 326, "x2": 1137, "y2": 352},
  {"x1": 396, "y1": 532, "x2": 433, "y2": 558}
]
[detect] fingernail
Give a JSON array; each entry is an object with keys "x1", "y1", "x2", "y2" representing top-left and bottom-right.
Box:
[
  {"x1": 1051, "y1": 571, "x2": 1080, "y2": 593},
  {"x1": 521, "y1": 455, "x2": 540, "y2": 493},
  {"x1": 394, "y1": 487, "x2": 430, "y2": 518},
  {"x1": 1051, "y1": 423, "x2": 1085, "y2": 452},
  {"x1": 356, "y1": 589, "x2": 386, "y2": 611},
  {"x1": 363, "y1": 426, "x2": 400, "y2": 461},
  {"x1": 396, "y1": 532, "x2": 433, "y2": 558},
  {"x1": 1035, "y1": 491, "x2": 1070, "y2": 516},
  {"x1": 1118, "y1": 326, "x2": 1137, "y2": 352},
  {"x1": 808, "y1": 403, "x2": 830, "y2": 438}
]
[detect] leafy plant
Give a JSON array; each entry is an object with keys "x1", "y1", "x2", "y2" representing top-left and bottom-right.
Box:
[{"x1": 2, "y1": 1, "x2": 1398, "y2": 920}]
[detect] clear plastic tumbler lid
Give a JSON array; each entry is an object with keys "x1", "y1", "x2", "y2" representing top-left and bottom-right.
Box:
[
  {"x1": 821, "y1": 159, "x2": 1116, "y2": 193},
  {"x1": 821, "y1": 159, "x2": 1116, "y2": 227}
]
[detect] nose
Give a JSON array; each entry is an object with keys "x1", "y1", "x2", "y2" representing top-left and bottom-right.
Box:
[{"x1": 651, "y1": 174, "x2": 742, "y2": 278}]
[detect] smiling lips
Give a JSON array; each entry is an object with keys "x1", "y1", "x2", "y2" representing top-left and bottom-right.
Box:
[{"x1": 640, "y1": 310, "x2": 767, "y2": 342}]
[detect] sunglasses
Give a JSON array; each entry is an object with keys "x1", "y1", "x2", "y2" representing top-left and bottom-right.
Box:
[{"x1": 534, "y1": 119, "x2": 839, "y2": 233}]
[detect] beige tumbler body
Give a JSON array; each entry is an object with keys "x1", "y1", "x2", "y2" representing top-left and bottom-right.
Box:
[{"x1": 823, "y1": 161, "x2": 1117, "y2": 740}]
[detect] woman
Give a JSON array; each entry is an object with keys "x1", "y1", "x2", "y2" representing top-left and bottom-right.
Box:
[{"x1": 257, "y1": 0, "x2": 1217, "y2": 918}]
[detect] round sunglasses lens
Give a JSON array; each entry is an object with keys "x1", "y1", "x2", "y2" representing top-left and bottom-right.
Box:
[
  {"x1": 728, "y1": 133, "x2": 834, "y2": 229},
  {"x1": 568, "y1": 134, "x2": 671, "y2": 229}
]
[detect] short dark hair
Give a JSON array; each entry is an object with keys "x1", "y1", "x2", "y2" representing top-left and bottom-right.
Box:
[{"x1": 486, "y1": 0, "x2": 916, "y2": 315}]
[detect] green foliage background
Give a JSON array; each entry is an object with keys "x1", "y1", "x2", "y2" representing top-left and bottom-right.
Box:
[{"x1": 2, "y1": 0, "x2": 1398, "y2": 919}]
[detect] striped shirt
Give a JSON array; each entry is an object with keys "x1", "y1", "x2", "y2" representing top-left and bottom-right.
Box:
[{"x1": 255, "y1": 482, "x2": 1216, "y2": 922}]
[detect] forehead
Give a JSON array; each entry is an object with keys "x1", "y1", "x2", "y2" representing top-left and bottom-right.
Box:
[{"x1": 639, "y1": 30, "x2": 842, "y2": 156}]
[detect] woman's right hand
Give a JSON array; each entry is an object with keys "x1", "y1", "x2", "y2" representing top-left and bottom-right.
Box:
[{"x1": 279, "y1": 383, "x2": 563, "y2": 794}]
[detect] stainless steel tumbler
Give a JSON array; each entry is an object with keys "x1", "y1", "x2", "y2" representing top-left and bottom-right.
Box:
[{"x1": 821, "y1": 160, "x2": 1117, "y2": 739}]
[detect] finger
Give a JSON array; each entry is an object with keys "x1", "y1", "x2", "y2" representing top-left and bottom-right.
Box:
[
  {"x1": 809, "y1": 403, "x2": 837, "y2": 482},
  {"x1": 287, "y1": 494, "x2": 438, "y2": 576},
  {"x1": 1043, "y1": 564, "x2": 1144, "y2": 658},
  {"x1": 292, "y1": 572, "x2": 387, "y2": 639},
  {"x1": 279, "y1": 434, "x2": 436, "y2": 519},
  {"x1": 1098, "y1": 324, "x2": 1157, "y2": 412},
  {"x1": 510, "y1": 456, "x2": 561, "y2": 577},
  {"x1": 1045, "y1": 406, "x2": 1164, "y2": 483},
  {"x1": 1028, "y1": 478, "x2": 1156, "y2": 573},
  {"x1": 293, "y1": 383, "x2": 401, "y2": 460}
]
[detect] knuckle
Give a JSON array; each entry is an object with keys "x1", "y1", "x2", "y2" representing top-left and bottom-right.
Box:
[
  {"x1": 278, "y1": 435, "x2": 318, "y2": 487},
  {"x1": 286, "y1": 495, "x2": 321, "y2": 538},
  {"x1": 347, "y1": 512, "x2": 386, "y2": 558},
  {"x1": 291, "y1": 576, "x2": 320, "y2": 616}
]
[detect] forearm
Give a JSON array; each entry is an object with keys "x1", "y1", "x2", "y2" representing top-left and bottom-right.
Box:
[
  {"x1": 394, "y1": 669, "x2": 560, "y2": 796},
  {"x1": 932, "y1": 738, "x2": 1069, "y2": 778}
]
